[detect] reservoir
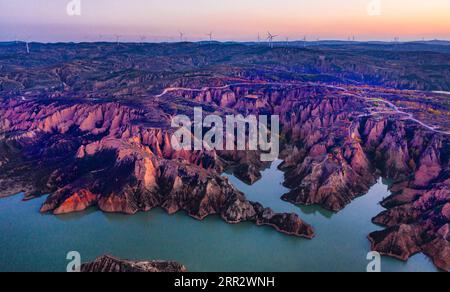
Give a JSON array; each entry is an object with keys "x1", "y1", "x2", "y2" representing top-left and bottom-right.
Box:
[{"x1": 0, "y1": 161, "x2": 438, "y2": 272}]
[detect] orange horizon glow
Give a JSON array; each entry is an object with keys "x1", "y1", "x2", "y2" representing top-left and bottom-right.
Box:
[{"x1": 0, "y1": 0, "x2": 449, "y2": 42}]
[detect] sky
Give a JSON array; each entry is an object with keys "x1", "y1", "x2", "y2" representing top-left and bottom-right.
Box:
[{"x1": 0, "y1": 0, "x2": 449, "y2": 42}]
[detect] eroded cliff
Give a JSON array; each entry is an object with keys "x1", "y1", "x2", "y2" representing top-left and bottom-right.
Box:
[{"x1": 1, "y1": 80, "x2": 448, "y2": 270}]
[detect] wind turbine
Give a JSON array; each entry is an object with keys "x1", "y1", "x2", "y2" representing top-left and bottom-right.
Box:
[
  {"x1": 257, "y1": 33, "x2": 261, "y2": 44},
  {"x1": 267, "y1": 32, "x2": 277, "y2": 48},
  {"x1": 115, "y1": 34, "x2": 121, "y2": 45},
  {"x1": 303, "y1": 36, "x2": 307, "y2": 47},
  {"x1": 140, "y1": 35, "x2": 146, "y2": 45},
  {"x1": 206, "y1": 32, "x2": 213, "y2": 42},
  {"x1": 23, "y1": 36, "x2": 31, "y2": 54},
  {"x1": 178, "y1": 31, "x2": 184, "y2": 42}
]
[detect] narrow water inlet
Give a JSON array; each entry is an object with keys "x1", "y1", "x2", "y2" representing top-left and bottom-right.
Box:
[{"x1": 0, "y1": 161, "x2": 438, "y2": 272}]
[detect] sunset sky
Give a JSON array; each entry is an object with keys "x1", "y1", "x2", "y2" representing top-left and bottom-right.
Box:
[{"x1": 0, "y1": 0, "x2": 449, "y2": 42}]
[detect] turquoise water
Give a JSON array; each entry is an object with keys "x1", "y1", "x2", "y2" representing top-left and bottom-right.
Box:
[{"x1": 0, "y1": 161, "x2": 438, "y2": 272}]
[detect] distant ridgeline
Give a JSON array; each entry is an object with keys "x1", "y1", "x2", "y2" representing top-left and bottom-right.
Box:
[{"x1": 0, "y1": 41, "x2": 450, "y2": 94}]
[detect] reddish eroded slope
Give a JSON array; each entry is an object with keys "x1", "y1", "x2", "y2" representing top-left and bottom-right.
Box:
[
  {"x1": 0, "y1": 81, "x2": 449, "y2": 270},
  {"x1": 0, "y1": 98, "x2": 314, "y2": 239},
  {"x1": 81, "y1": 255, "x2": 188, "y2": 272},
  {"x1": 159, "y1": 83, "x2": 450, "y2": 271}
]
